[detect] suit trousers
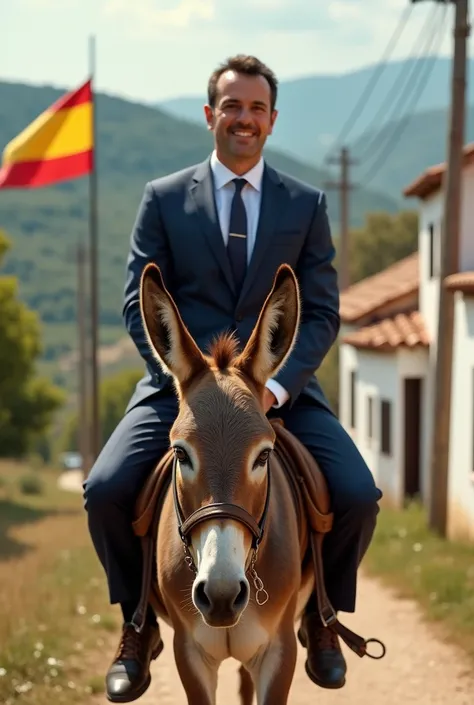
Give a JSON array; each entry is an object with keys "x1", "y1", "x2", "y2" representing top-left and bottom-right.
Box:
[{"x1": 83, "y1": 392, "x2": 382, "y2": 614}]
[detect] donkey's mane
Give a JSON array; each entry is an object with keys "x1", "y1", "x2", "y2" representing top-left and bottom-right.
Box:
[{"x1": 207, "y1": 331, "x2": 240, "y2": 370}]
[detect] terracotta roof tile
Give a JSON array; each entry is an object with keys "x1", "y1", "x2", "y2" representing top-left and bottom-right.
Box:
[
  {"x1": 444, "y1": 272, "x2": 474, "y2": 295},
  {"x1": 342, "y1": 311, "x2": 430, "y2": 352},
  {"x1": 403, "y1": 143, "x2": 474, "y2": 200},
  {"x1": 339, "y1": 253, "x2": 419, "y2": 323}
]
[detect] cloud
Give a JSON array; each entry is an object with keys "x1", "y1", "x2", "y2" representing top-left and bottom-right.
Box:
[
  {"x1": 22, "y1": 0, "x2": 78, "y2": 6},
  {"x1": 103, "y1": 0, "x2": 214, "y2": 31},
  {"x1": 101, "y1": 0, "x2": 416, "y2": 40},
  {"x1": 327, "y1": 1, "x2": 363, "y2": 22}
]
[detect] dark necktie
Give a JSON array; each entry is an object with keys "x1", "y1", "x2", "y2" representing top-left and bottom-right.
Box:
[{"x1": 227, "y1": 178, "x2": 248, "y2": 292}]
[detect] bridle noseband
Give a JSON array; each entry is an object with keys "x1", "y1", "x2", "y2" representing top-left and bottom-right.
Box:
[{"x1": 171, "y1": 454, "x2": 272, "y2": 605}]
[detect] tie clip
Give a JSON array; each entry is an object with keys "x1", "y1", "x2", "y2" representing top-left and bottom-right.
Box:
[{"x1": 229, "y1": 232, "x2": 247, "y2": 239}]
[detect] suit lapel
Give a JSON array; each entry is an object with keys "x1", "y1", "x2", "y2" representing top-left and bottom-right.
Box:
[
  {"x1": 189, "y1": 159, "x2": 236, "y2": 295},
  {"x1": 237, "y1": 164, "x2": 287, "y2": 306}
]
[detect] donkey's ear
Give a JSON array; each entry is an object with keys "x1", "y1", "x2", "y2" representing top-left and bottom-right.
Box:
[
  {"x1": 139, "y1": 263, "x2": 208, "y2": 386},
  {"x1": 235, "y1": 264, "x2": 300, "y2": 386}
]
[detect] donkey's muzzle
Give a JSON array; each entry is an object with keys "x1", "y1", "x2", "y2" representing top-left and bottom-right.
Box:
[{"x1": 193, "y1": 577, "x2": 250, "y2": 626}]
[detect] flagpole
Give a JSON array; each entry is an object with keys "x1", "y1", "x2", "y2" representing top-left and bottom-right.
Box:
[
  {"x1": 77, "y1": 241, "x2": 90, "y2": 478},
  {"x1": 88, "y1": 34, "x2": 101, "y2": 465}
]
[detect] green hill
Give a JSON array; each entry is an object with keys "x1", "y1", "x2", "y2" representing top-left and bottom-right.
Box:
[
  {"x1": 350, "y1": 104, "x2": 474, "y2": 199},
  {"x1": 0, "y1": 80, "x2": 399, "y2": 366},
  {"x1": 159, "y1": 57, "x2": 474, "y2": 166}
]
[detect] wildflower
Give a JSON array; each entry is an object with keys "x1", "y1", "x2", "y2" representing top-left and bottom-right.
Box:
[{"x1": 15, "y1": 682, "x2": 33, "y2": 694}]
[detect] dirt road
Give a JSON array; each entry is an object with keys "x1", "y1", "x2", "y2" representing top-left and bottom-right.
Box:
[{"x1": 116, "y1": 571, "x2": 472, "y2": 705}]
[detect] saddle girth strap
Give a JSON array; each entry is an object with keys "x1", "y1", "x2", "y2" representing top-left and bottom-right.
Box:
[
  {"x1": 131, "y1": 472, "x2": 171, "y2": 634},
  {"x1": 271, "y1": 419, "x2": 386, "y2": 661}
]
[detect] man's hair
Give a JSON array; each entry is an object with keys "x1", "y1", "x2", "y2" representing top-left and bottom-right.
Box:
[{"x1": 207, "y1": 55, "x2": 278, "y2": 111}]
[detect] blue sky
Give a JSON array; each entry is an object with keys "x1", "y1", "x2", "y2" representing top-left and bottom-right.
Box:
[{"x1": 2, "y1": 0, "x2": 456, "y2": 104}]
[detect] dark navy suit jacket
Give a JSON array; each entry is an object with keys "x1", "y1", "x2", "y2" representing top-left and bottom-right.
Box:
[{"x1": 123, "y1": 156, "x2": 340, "y2": 414}]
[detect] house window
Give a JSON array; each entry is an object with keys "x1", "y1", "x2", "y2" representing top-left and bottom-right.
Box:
[
  {"x1": 350, "y1": 370, "x2": 356, "y2": 429},
  {"x1": 381, "y1": 399, "x2": 391, "y2": 455},
  {"x1": 428, "y1": 223, "x2": 435, "y2": 278},
  {"x1": 367, "y1": 396, "x2": 373, "y2": 440}
]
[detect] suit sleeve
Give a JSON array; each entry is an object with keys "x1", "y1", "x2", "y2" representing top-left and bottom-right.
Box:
[
  {"x1": 273, "y1": 191, "x2": 340, "y2": 405},
  {"x1": 122, "y1": 181, "x2": 172, "y2": 370}
]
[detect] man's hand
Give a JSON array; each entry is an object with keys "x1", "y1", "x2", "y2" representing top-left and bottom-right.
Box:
[{"x1": 262, "y1": 388, "x2": 277, "y2": 414}]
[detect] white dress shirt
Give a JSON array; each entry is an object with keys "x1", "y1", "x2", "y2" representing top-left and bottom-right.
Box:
[{"x1": 209, "y1": 150, "x2": 290, "y2": 409}]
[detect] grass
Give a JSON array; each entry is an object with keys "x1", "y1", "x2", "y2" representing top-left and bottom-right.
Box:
[
  {"x1": 0, "y1": 461, "x2": 119, "y2": 704},
  {"x1": 365, "y1": 499, "x2": 474, "y2": 660}
]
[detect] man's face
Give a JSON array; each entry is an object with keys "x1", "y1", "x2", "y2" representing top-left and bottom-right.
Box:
[{"x1": 204, "y1": 70, "x2": 278, "y2": 165}]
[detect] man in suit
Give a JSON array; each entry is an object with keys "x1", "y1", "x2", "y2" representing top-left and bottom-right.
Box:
[{"x1": 83, "y1": 54, "x2": 382, "y2": 702}]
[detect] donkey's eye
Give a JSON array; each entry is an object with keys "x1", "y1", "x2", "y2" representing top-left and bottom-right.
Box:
[
  {"x1": 255, "y1": 449, "x2": 271, "y2": 467},
  {"x1": 174, "y1": 447, "x2": 190, "y2": 465}
]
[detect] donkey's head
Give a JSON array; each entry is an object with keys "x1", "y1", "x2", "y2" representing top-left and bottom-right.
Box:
[{"x1": 140, "y1": 263, "x2": 300, "y2": 627}]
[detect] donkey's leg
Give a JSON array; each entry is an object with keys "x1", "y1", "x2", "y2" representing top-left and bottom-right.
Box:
[
  {"x1": 248, "y1": 625, "x2": 297, "y2": 705},
  {"x1": 238, "y1": 664, "x2": 255, "y2": 705},
  {"x1": 173, "y1": 633, "x2": 218, "y2": 705}
]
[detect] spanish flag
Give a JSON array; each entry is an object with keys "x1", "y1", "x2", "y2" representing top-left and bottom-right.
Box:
[{"x1": 0, "y1": 79, "x2": 93, "y2": 189}]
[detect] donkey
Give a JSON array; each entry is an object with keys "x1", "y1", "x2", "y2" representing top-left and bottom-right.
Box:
[{"x1": 139, "y1": 261, "x2": 315, "y2": 704}]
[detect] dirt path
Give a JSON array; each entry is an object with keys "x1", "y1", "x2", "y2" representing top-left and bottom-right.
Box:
[{"x1": 92, "y1": 570, "x2": 473, "y2": 704}]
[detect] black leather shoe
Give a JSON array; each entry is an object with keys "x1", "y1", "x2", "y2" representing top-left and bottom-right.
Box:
[
  {"x1": 106, "y1": 622, "x2": 163, "y2": 702},
  {"x1": 297, "y1": 612, "x2": 347, "y2": 689}
]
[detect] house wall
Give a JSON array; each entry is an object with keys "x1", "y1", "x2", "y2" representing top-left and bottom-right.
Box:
[
  {"x1": 447, "y1": 294, "x2": 474, "y2": 541},
  {"x1": 339, "y1": 343, "x2": 431, "y2": 509},
  {"x1": 398, "y1": 347, "x2": 431, "y2": 504},
  {"x1": 460, "y1": 164, "x2": 474, "y2": 270},
  {"x1": 338, "y1": 341, "x2": 357, "y2": 432},
  {"x1": 418, "y1": 164, "x2": 474, "y2": 339},
  {"x1": 418, "y1": 193, "x2": 442, "y2": 341},
  {"x1": 339, "y1": 345, "x2": 402, "y2": 506}
]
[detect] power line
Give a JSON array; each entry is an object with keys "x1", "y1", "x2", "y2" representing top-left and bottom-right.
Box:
[
  {"x1": 357, "y1": 3, "x2": 448, "y2": 185},
  {"x1": 323, "y1": 3, "x2": 414, "y2": 162},
  {"x1": 356, "y1": 4, "x2": 444, "y2": 165}
]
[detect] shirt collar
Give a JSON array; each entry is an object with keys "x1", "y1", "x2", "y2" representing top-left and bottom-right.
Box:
[{"x1": 210, "y1": 150, "x2": 264, "y2": 192}]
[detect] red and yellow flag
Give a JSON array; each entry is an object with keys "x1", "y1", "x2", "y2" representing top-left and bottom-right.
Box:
[{"x1": 0, "y1": 79, "x2": 93, "y2": 189}]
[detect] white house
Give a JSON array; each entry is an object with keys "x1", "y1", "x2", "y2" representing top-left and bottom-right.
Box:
[{"x1": 338, "y1": 143, "x2": 474, "y2": 541}]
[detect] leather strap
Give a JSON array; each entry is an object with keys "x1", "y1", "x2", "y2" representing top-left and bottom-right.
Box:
[
  {"x1": 131, "y1": 472, "x2": 171, "y2": 634},
  {"x1": 274, "y1": 432, "x2": 386, "y2": 660},
  {"x1": 131, "y1": 446, "x2": 386, "y2": 660},
  {"x1": 180, "y1": 503, "x2": 263, "y2": 543}
]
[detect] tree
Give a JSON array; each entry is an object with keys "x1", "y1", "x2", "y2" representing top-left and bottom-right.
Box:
[
  {"x1": 59, "y1": 367, "x2": 144, "y2": 453},
  {"x1": 0, "y1": 230, "x2": 64, "y2": 457},
  {"x1": 348, "y1": 210, "x2": 418, "y2": 284}
]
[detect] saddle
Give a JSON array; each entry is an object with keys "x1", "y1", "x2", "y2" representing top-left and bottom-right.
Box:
[{"x1": 130, "y1": 418, "x2": 385, "y2": 660}]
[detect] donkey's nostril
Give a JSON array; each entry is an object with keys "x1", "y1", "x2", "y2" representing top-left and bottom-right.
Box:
[
  {"x1": 234, "y1": 580, "x2": 249, "y2": 609},
  {"x1": 194, "y1": 580, "x2": 211, "y2": 609}
]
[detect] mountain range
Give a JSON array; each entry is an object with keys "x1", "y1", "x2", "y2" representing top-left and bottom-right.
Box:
[
  {"x1": 2, "y1": 57, "x2": 473, "y2": 370},
  {"x1": 0, "y1": 79, "x2": 397, "y2": 366},
  {"x1": 158, "y1": 57, "x2": 474, "y2": 193}
]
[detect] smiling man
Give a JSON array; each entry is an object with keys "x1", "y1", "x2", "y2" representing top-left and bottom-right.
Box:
[{"x1": 83, "y1": 54, "x2": 382, "y2": 702}]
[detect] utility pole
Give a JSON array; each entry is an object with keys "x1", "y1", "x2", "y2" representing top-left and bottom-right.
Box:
[
  {"x1": 417, "y1": 0, "x2": 470, "y2": 535},
  {"x1": 77, "y1": 241, "x2": 91, "y2": 478},
  {"x1": 325, "y1": 146, "x2": 357, "y2": 290}
]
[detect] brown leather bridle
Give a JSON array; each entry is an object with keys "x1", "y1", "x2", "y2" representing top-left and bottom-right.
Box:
[{"x1": 172, "y1": 454, "x2": 272, "y2": 604}]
